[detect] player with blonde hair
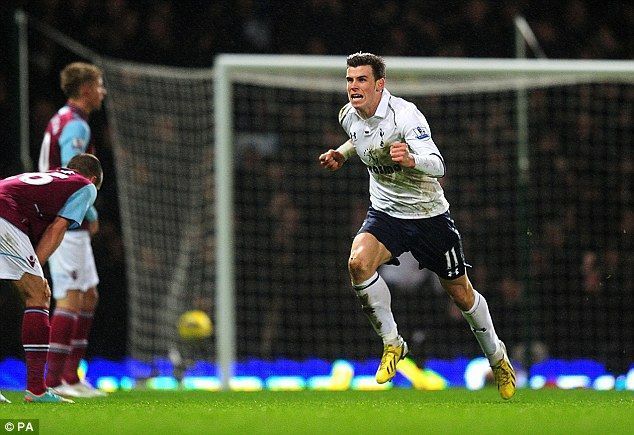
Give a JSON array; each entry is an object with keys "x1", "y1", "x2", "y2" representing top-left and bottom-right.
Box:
[{"x1": 38, "y1": 62, "x2": 107, "y2": 398}]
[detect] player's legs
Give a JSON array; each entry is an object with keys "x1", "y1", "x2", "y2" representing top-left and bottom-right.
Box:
[
  {"x1": 348, "y1": 232, "x2": 392, "y2": 283},
  {"x1": 13, "y1": 272, "x2": 50, "y2": 307},
  {"x1": 46, "y1": 289, "x2": 81, "y2": 389},
  {"x1": 349, "y1": 232, "x2": 398, "y2": 344},
  {"x1": 410, "y1": 211, "x2": 515, "y2": 398},
  {"x1": 12, "y1": 273, "x2": 52, "y2": 397},
  {"x1": 0, "y1": 218, "x2": 54, "y2": 398},
  {"x1": 441, "y1": 275, "x2": 516, "y2": 399},
  {"x1": 348, "y1": 231, "x2": 408, "y2": 383},
  {"x1": 440, "y1": 273, "x2": 503, "y2": 362},
  {"x1": 83, "y1": 286, "x2": 99, "y2": 311},
  {"x1": 62, "y1": 286, "x2": 98, "y2": 385},
  {"x1": 442, "y1": 273, "x2": 516, "y2": 399},
  {"x1": 408, "y1": 211, "x2": 503, "y2": 362},
  {"x1": 62, "y1": 288, "x2": 106, "y2": 397},
  {"x1": 46, "y1": 230, "x2": 99, "y2": 391}
]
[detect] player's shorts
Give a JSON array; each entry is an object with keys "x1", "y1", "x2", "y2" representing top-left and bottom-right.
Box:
[
  {"x1": 358, "y1": 207, "x2": 469, "y2": 280},
  {"x1": 0, "y1": 217, "x2": 44, "y2": 280},
  {"x1": 48, "y1": 230, "x2": 99, "y2": 299}
]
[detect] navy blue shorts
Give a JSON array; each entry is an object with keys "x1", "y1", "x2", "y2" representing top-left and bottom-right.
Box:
[{"x1": 358, "y1": 207, "x2": 469, "y2": 280}]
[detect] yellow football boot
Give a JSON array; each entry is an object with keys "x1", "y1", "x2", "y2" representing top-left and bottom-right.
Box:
[
  {"x1": 376, "y1": 340, "x2": 408, "y2": 384},
  {"x1": 491, "y1": 341, "x2": 516, "y2": 399}
]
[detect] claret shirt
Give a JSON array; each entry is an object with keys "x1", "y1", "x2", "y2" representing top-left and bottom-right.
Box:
[{"x1": 0, "y1": 169, "x2": 97, "y2": 245}]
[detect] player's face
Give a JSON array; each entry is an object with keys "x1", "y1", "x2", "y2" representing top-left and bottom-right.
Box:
[
  {"x1": 85, "y1": 77, "x2": 107, "y2": 112},
  {"x1": 346, "y1": 65, "x2": 384, "y2": 119}
]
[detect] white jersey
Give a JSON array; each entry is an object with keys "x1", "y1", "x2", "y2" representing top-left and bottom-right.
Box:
[{"x1": 339, "y1": 89, "x2": 450, "y2": 219}]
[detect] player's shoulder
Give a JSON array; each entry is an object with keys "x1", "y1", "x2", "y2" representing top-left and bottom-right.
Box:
[
  {"x1": 57, "y1": 106, "x2": 72, "y2": 117},
  {"x1": 338, "y1": 103, "x2": 356, "y2": 125},
  {"x1": 389, "y1": 95, "x2": 426, "y2": 124},
  {"x1": 57, "y1": 106, "x2": 80, "y2": 123},
  {"x1": 389, "y1": 94, "x2": 418, "y2": 114},
  {"x1": 61, "y1": 118, "x2": 90, "y2": 138},
  {"x1": 66, "y1": 171, "x2": 96, "y2": 200}
]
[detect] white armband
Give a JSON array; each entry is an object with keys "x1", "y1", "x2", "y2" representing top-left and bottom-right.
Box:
[
  {"x1": 413, "y1": 153, "x2": 445, "y2": 177},
  {"x1": 336, "y1": 140, "x2": 355, "y2": 160}
]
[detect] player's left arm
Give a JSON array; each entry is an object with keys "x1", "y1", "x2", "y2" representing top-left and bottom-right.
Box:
[
  {"x1": 59, "y1": 120, "x2": 99, "y2": 225},
  {"x1": 390, "y1": 107, "x2": 445, "y2": 177}
]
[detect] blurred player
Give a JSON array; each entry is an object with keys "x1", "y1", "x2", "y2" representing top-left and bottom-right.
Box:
[
  {"x1": 0, "y1": 153, "x2": 103, "y2": 403},
  {"x1": 38, "y1": 62, "x2": 107, "y2": 398},
  {"x1": 319, "y1": 52, "x2": 516, "y2": 399}
]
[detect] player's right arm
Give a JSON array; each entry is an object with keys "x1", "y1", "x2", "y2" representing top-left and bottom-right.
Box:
[
  {"x1": 320, "y1": 103, "x2": 357, "y2": 171},
  {"x1": 319, "y1": 140, "x2": 354, "y2": 171},
  {"x1": 35, "y1": 216, "x2": 72, "y2": 265},
  {"x1": 59, "y1": 120, "x2": 91, "y2": 166}
]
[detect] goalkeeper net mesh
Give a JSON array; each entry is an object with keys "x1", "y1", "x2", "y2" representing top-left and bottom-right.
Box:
[
  {"x1": 101, "y1": 63, "x2": 216, "y2": 361},
  {"x1": 99, "y1": 58, "x2": 632, "y2": 372}
]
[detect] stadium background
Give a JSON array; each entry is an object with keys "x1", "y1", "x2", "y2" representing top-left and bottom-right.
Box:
[{"x1": 0, "y1": 0, "x2": 632, "y2": 378}]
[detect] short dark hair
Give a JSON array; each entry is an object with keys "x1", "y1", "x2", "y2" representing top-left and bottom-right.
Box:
[
  {"x1": 60, "y1": 62, "x2": 103, "y2": 98},
  {"x1": 67, "y1": 153, "x2": 103, "y2": 189},
  {"x1": 346, "y1": 52, "x2": 386, "y2": 81}
]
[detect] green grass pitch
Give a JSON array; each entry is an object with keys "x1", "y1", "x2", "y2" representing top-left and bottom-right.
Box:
[{"x1": 0, "y1": 388, "x2": 632, "y2": 434}]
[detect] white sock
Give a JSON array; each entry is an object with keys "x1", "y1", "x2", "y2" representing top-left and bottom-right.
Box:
[
  {"x1": 461, "y1": 290, "x2": 503, "y2": 364},
  {"x1": 353, "y1": 272, "x2": 400, "y2": 346}
]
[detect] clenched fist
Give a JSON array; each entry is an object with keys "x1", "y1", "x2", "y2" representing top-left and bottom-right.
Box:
[
  {"x1": 319, "y1": 149, "x2": 346, "y2": 171},
  {"x1": 390, "y1": 142, "x2": 415, "y2": 168}
]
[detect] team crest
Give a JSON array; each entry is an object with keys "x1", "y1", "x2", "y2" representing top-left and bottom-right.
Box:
[
  {"x1": 27, "y1": 255, "x2": 36, "y2": 268},
  {"x1": 365, "y1": 149, "x2": 380, "y2": 166}
]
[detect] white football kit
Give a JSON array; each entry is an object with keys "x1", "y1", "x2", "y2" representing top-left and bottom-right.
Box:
[
  {"x1": 47, "y1": 231, "x2": 99, "y2": 298},
  {"x1": 339, "y1": 89, "x2": 449, "y2": 219},
  {"x1": 0, "y1": 218, "x2": 44, "y2": 280}
]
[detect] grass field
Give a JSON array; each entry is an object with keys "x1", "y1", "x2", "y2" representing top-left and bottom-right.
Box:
[{"x1": 0, "y1": 388, "x2": 632, "y2": 434}]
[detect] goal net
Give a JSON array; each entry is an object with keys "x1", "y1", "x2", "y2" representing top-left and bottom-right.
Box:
[{"x1": 101, "y1": 63, "x2": 216, "y2": 364}]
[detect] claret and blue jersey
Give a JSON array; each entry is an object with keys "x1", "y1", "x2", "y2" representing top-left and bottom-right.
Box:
[
  {"x1": 0, "y1": 170, "x2": 97, "y2": 246},
  {"x1": 38, "y1": 103, "x2": 97, "y2": 226},
  {"x1": 39, "y1": 103, "x2": 93, "y2": 171}
]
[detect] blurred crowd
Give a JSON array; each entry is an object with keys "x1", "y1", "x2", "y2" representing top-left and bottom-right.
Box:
[
  {"x1": 0, "y1": 0, "x2": 632, "y2": 369},
  {"x1": 12, "y1": 0, "x2": 634, "y2": 67}
]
